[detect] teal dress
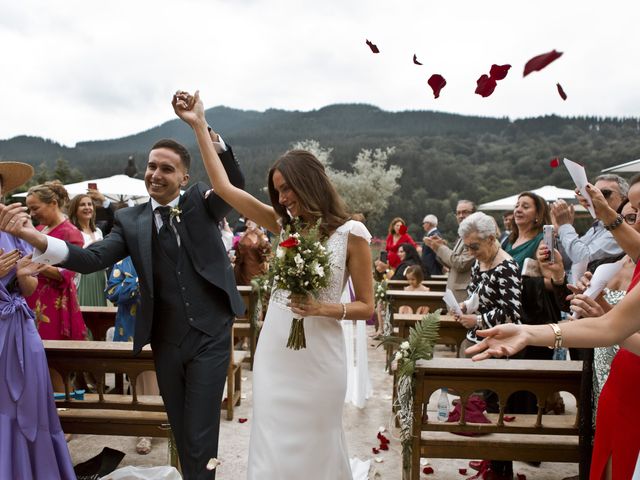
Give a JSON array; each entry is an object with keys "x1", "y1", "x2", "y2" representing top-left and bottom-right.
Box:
[{"x1": 503, "y1": 232, "x2": 543, "y2": 270}]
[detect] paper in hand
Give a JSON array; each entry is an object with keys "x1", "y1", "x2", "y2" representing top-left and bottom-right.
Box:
[
  {"x1": 563, "y1": 158, "x2": 595, "y2": 218},
  {"x1": 443, "y1": 289, "x2": 463, "y2": 316},
  {"x1": 570, "y1": 260, "x2": 589, "y2": 286},
  {"x1": 572, "y1": 260, "x2": 624, "y2": 319}
]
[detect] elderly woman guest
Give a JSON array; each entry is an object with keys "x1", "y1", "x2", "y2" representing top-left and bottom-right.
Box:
[
  {"x1": 0, "y1": 162, "x2": 75, "y2": 478},
  {"x1": 455, "y1": 212, "x2": 522, "y2": 352},
  {"x1": 69, "y1": 193, "x2": 107, "y2": 306}
]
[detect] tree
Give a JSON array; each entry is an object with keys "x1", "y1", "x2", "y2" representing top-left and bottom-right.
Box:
[
  {"x1": 53, "y1": 156, "x2": 83, "y2": 184},
  {"x1": 35, "y1": 162, "x2": 50, "y2": 184},
  {"x1": 292, "y1": 140, "x2": 402, "y2": 231}
]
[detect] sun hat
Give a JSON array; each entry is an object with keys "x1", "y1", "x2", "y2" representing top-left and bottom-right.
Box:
[{"x1": 0, "y1": 161, "x2": 35, "y2": 193}]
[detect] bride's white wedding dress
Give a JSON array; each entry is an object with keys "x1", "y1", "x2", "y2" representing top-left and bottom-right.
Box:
[{"x1": 247, "y1": 220, "x2": 371, "y2": 480}]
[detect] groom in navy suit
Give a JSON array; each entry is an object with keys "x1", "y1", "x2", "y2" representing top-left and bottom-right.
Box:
[{"x1": 0, "y1": 132, "x2": 245, "y2": 480}]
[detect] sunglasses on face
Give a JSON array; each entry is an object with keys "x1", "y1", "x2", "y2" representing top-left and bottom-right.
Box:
[
  {"x1": 624, "y1": 213, "x2": 637, "y2": 225},
  {"x1": 463, "y1": 243, "x2": 481, "y2": 252},
  {"x1": 601, "y1": 189, "x2": 616, "y2": 199}
]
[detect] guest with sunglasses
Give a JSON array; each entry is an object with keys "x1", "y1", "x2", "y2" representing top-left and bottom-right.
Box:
[{"x1": 551, "y1": 174, "x2": 628, "y2": 272}]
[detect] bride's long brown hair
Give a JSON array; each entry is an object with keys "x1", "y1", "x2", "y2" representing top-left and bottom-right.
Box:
[{"x1": 267, "y1": 150, "x2": 350, "y2": 238}]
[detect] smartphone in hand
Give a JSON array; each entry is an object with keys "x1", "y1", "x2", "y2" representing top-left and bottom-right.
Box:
[
  {"x1": 379, "y1": 251, "x2": 388, "y2": 263},
  {"x1": 543, "y1": 225, "x2": 555, "y2": 263}
]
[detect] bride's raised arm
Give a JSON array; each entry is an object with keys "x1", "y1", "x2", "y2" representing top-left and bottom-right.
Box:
[{"x1": 172, "y1": 90, "x2": 281, "y2": 234}]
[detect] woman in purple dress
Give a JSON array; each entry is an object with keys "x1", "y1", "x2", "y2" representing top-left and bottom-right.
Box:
[{"x1": 0, "y1": 161, "x2": 75, "y2": 479}]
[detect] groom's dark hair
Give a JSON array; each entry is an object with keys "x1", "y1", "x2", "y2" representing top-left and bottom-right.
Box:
[{"x1": 150, "y1": 139, "x2": 191, "y2": 170}]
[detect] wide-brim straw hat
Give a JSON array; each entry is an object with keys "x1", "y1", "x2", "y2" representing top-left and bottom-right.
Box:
[{"x1": 0, "y1": 161, "x2": 35, "y2": 194}]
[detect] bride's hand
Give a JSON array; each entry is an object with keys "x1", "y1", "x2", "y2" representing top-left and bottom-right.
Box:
[
  {"x1": 288, "y1": 293, "x2": 322, "y2": 317},
  {"x1": 172, "y1": 90, "x2": 206, "y2": 127}
]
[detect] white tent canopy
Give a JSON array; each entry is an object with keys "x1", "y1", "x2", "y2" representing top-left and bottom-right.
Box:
[
  {"x1": 13, "y1": 175, "x2": 151, "y2": 204},
  {"x1": 601, "y1": 158, "x2": 640, "y2": 174},
  {"x1": 479, "y1": 185, "x2": 586, "y2": 212}
]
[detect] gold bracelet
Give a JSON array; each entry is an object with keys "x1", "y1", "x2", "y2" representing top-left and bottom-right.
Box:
[
  {"x1": 340, "y1": 303, "x2": 347, "y2": 320},
  {"x1": 547, "y1": 323, "x2": 563, "y2": 349}
]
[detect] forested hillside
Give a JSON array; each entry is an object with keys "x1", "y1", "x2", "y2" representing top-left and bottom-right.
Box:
[{"x1": 2, "y1": 105, "x2": 639, "y2": 237}]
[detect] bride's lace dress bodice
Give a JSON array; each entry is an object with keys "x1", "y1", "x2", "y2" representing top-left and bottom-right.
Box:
[{"x1": 270, "y1": 220, "x2": 369, "y2": 311}]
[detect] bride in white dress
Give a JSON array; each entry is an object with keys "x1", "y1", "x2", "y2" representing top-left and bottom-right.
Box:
[{"x1": 173, "y1": 91, "x2": 375, "y2": 480}]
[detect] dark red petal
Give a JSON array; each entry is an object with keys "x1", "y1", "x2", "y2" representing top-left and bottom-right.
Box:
[
  {"x1": 366, "y1": 39, "x2": 380, "y2": 54},
  {"x1": 557, "y1": 83, "x2": 567, "y2": 100},
  {"x1": 372, "y1": 447, "x2": 380, "y2": 454},
  {"x1": 516, "y1": 474, "x2": 527, "y2": 480},
  {"x1": 423, "y1": 466, "x2": 434, "y2": 474},
  {"x1": 459, "y1": 468, "x2": 468, "y2": 475},
  {"x1": 238, "y1": 418, "x2": 248, "y2": 423},
  {"x1": 475, "y1": 74, "x2": 497, "y2": 98},
  {"x1": 503, "y1": 415, "x2": 516, "y2": 422},
  {"x1": 427, "y1": 74, "x2": 447, "y2": 99},
  {"x1": 413, "y1": 54, "x2": 423, "y2": 65},
  {"x1": 523, "y1": 49, "x2": 563, "y2": 76},
  {"x1": 489, "y1": 64, "x2": 511, "y2": 81},
  {"x1": 550, "y1": 157, "x2": 560, "y2": 168},
  {"x1": 398, "y1": 224, "x2": 408, "y2": 235},
  {"x1": 377, "y1": 432, "x2": 390, "y2": 444},
  {"x1": 379, "y1": 443, "x2": 389, "y2": 451}
]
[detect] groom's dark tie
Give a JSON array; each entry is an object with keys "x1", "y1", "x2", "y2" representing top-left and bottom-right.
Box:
[{"x1": 156, "y1": 206, "x2": 179, "y2": 262}]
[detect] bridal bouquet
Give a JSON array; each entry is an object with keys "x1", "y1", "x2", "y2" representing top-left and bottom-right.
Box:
[{"x1": 269, "y1": 220, "x2": 331, "y2": 350}]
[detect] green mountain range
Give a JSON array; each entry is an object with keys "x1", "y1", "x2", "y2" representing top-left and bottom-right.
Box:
[{"x1": 2, "y1": 104, "x2": 639, "y2": 236}]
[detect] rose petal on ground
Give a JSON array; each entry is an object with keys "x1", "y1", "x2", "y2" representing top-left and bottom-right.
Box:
[
  {"x1": 489, "y1": 64, "x2": 511, "y2": 81},
  {"x1": 413, "y1": 54, "x2": 423, "y2": 65},
  {"x1": 378, "y1": 426, "x2": 387, "y2": 433},
  {"x1": 379, "y1": 443, "x2": 389, "y2": 451},
  {"x1": 366, "y1": 39, "x2": 380, "y2": 54},
  {"x1": 377, "y1": 432, "x2": 390, "y2": 444},
  {"x1": 423, "y1": 466, "x2": 434, "y2": 474},
  {"x1": 374, "y1": 457, "x2": 384, "y2": 463},
  {"x1": 550, "y1": 157, "x2": 560, "y2": 168},
  {"x1": 206, "y1": 458, "x2": 221, "y2": 470},
  {"x1": 459, "y1": 468, "x2": 468, "y2": 475},
  {"x1": 238, "y1": 418, "x2": 248, "y2": 423},
  {"x1": 420, "y1": 458, "x2": 430, "y2": 466},
  {"x1": 503, "y1": 415, "x2": 516, "y2": 422},
  {"x1": 557, "y1": 83, "x2": 568, "y2": 100},
  {"x1": 475, "y1": 74, "x2": 497, "y2": 97},
  {"x1": 372, "y1": 447, "x2": 380, "y2": 454},
  {"x1": 523, "y1": 49, "x2": 563, "y2": 76},
  {"x1": 427, "y1": 74, "x2": 447, "y2": 98},
  {"x1": 516, "y1": 474, "x2": 527, "y2": 480}
]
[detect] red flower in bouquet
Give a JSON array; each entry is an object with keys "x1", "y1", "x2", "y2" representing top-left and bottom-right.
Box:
[{"x1": 279, "y1": 237, "x2": 300, "y2": 248}]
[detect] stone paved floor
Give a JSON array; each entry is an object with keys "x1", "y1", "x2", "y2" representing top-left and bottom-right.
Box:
[{"x1": 68, "y1": 328, "x2": 580, "y2": 479}]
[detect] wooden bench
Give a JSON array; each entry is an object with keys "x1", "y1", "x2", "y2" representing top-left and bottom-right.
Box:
[
  {"x1": 387, "y1": 280, "x2": 447, "y2": 291},
  {"x1": 235, "y1": 285, "x2": 259, "y2": 369},
  {"x1": 80, "y1": 305, "x2": 117, "y2": 341},
  {"x1": 393, "y1": 313, "x2": 466, "y2": 355},
  {"x1": 45, "y1": 339, "x2": 248, "y2": 466},
  {"x1": 386, "y1": 289, "x2": 446, "y2": 314},
  {"x1": 405, "y1": 358, "x2": 583, "y2": 480}
]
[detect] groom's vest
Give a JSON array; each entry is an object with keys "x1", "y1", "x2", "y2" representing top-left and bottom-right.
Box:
[{"x1": 151, "y1": 225, "x2": 234, "y2": 345}]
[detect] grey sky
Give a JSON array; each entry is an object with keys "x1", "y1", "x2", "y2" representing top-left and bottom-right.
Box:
[{"x1": 1, "y1": 0, "x2": 638, "y2": 146}]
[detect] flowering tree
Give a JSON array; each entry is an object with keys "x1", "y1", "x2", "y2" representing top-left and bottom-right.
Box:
[{"x1": 292, "y1": 140, "x2": 402, "y2": 228}]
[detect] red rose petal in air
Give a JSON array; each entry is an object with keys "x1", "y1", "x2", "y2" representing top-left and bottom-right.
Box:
[
  {"x1": 423, "y1": 466, "x2": 434, "y2": 474},
  {"x1": 279, "y1": 237, "x2": 299, "y2": 248},
  {"x1": 557, "y1": 83, "x2": 568, "y2": 100},
  {"x1": 459, "y1": 468, "x2": 468, "y2": 475},
  {"x1": 550, "y1": 157, "x2": 560, "y2": 168},
  {"x1": 238, "y1": 418, "x2": 248, "y2": 423},
  {"x1": 475, "y1": 74, "x2": 497, "y2": 98},
  {"x1": 398, "y1": 224, "x2": 408, "y2": 235},
  {"x1": 523, "y1": 49, "x2": 563, "y2": 77},
  {"x1": 372, "y1": 447, "x2": 380, "y2": 454},
  {"x1": 427, "y1": 74, "x2": 447, "y2": 99},
  {"x1": 489, "y1": 64, "x2": 511, "y2": 81},
  {"x1": 413, "y1": 54, "x2": 423, "y2": 65},
  {"x1": 503, "y1": 415, "x2": 516, "y2": 422},
  {"x1": 366, "y1": 39, "x2": 380, "y2": 54}
]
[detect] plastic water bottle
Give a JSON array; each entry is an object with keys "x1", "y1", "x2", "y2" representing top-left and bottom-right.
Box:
[{"x1": 436, "y1": 388, "x2": 449, "y2": 422}]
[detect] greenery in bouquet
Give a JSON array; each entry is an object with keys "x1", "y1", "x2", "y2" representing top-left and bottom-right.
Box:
[
  {"x1": 378, "y1": 310, "x2": 440, "y2": 472},
  {"x1": 268, "y1": 219, "x2": 332, "y2": 350}
]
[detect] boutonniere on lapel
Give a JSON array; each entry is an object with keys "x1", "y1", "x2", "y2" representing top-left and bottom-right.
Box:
[{"x1": 170, "y1": 206, "x2": 182, "y2": 223}]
